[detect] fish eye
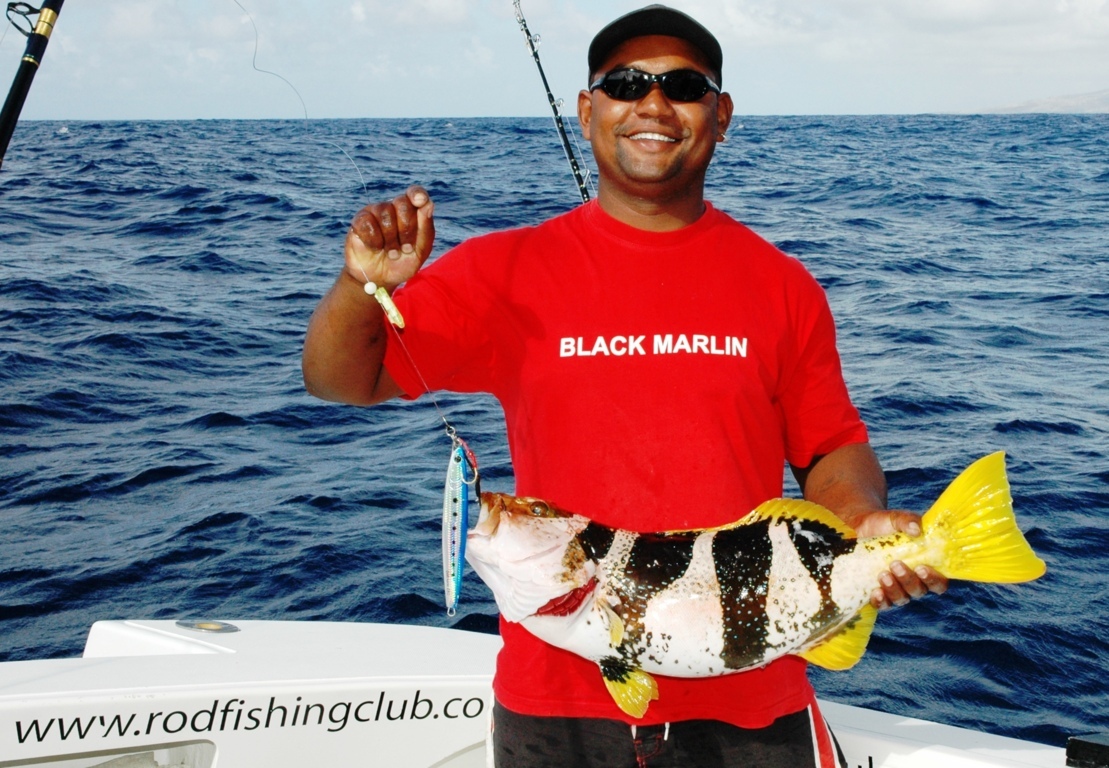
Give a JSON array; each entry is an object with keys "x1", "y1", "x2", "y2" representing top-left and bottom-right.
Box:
[{"x1": 530, "y1": 502, "x2": 550, "y2": 516}]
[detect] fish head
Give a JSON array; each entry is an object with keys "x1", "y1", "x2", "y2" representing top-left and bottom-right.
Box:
[{"x1": 466, "y1": 492, "x2": 596, "y2": 622}]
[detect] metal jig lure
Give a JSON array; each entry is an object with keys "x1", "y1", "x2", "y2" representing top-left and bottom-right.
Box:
[{"x1": 442, "y1": 430, "x2": 479, "y2": 616}]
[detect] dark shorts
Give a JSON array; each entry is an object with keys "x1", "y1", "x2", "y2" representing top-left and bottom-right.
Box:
[{"x1": 491, "y1": 701, "x2": 848, "y2": 768}]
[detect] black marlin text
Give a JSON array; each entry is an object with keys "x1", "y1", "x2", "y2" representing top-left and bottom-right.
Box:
[{"x1": 560, "y1": 334, "x2": 749, "y2": 358}]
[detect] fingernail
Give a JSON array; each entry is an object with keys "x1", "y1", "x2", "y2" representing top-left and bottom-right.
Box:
[
  {"x1": 915, "y1": 567, "x2": 929, "y2": 580},
  {"x1": 401, "y1": 244, "x2": 414, "y2": 254},
  {"x1": 387, "y1": 249, "x2": 401, "y2": 261},
  {"x1": 907, "y1": 523, "x2": 922, "y2": 537},
  {"x1": 892, "y1": 562, "x2": 909, "y2": 577},
  {"x1": 881, "y1": 574, "x2": 895, "y2": 588}
]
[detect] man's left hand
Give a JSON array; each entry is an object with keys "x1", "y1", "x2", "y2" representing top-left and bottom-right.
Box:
[{"x1": 854, "y1": 509, "x2": 949, "y2": 610}]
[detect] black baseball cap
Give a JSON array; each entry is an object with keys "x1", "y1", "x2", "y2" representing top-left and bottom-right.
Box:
[{"x1": 587, "y1": 5, "x2": 723, "y2": 82}]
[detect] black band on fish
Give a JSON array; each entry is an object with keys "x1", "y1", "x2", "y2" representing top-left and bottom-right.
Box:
[{"x1": 713, "y1": 520, "x2": 775, "y2": 669}]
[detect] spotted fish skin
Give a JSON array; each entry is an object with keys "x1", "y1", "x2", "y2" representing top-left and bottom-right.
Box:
[
  {"x1": 464, "y1": 453, "x2": 1046, "y2": 718},
  {"x1": 535, "y1": 505, "x2": 865, "y2": 677}
]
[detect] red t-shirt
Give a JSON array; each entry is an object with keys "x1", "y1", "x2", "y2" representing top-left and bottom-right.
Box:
[{"x1": 384, "y1": 200, "x2": 868, "y2": 726}]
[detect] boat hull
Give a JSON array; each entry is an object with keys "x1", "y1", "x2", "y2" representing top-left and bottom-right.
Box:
[{"x1": 0, "y1": 621, "x2": 1064, "y2": 768}]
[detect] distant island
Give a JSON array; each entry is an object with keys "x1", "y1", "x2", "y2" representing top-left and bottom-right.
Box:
[{"x1": 986, "y1": 88, "x2": 1109, "y2": 113}]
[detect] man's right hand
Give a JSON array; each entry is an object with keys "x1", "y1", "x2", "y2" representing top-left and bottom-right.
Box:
[
  {"x1": 345, "y1": 185, "x2": 436, "y2": 291},
  {"x1": 303, "y1": 186, "x2": 433, "y2": 406}
]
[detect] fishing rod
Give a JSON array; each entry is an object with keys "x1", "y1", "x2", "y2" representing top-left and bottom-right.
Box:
[
  {"x1": 513, "y1": 0, "x2": 592, "y2": 204},
  {"x1": 0, "y1": 0, "x2": 63, "y2": 170}
]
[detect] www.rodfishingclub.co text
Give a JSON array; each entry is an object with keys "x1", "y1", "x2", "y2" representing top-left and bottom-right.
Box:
[{"x1": 12, "y1": 690, "x2": 487, "y2": 746}]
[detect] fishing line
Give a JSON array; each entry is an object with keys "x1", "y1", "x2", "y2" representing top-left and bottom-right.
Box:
[
  {"x1": 230, "y1": 0, "x2": 366, "y2": 193},
  {"x1": 231, "y1": 0, "x2": 467, "y2": 453},
  {"x1": 232, "y1": 1, "x2": 485, "y2": 615},
  {"x1": 229, "y1": 1, "x2": 452, "y2": 441},
  {"x1": 368, "y1": 283, "x2": 481, "y2": 617}
]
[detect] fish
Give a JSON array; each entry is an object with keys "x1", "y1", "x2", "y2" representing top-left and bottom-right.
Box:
[{"x1": 464, "y1": 452, "x2": 1046, "y2": 718}]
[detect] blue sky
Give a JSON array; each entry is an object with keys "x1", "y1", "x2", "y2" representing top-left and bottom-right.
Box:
[{"x1": 2, "y1": 0, "x2": 1107, "y2": 120}]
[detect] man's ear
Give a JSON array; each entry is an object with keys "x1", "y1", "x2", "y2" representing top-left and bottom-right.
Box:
[
  {"x1": 716, "y1": 91, "x2": 735, "y2": 141},
  {"x1": 578, "y1": 90, "x2": 593, "y2": 141}
]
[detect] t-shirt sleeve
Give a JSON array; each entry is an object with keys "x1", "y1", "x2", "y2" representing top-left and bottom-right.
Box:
[
  {"x1": 381, "y1": 237, "x2": 508, "y2": 399},
  {"x1": 776, "y1": 260, "x2": 869, "y2": 467}
]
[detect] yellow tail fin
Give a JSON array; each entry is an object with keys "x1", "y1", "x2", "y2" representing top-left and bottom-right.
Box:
[{"x1": 922, "y1": 452, "x2": 1046, "y2": 583}]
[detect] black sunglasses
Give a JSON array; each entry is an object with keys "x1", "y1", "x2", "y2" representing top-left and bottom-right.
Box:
[{"x1": 589, "y1": 68, "x2": 721, "y2": 103}]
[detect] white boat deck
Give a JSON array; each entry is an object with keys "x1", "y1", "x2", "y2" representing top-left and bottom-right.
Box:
[{"x1": 0, "y1": 621, "x2": 1067, "y2": 768}]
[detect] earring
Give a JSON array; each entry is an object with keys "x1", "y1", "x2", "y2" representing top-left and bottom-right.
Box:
[{"x1": 718, "y1": 133, "x2": 728, "y2": 143}]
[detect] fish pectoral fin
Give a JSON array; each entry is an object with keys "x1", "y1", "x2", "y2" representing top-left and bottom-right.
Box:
[
  {"x1": 597, "y1": 598, "x2": 625, "y2": 645},
  {"x1": 799, "y1": 605, "x2": 878, "y2": 671},
  {"x1": 599, "y1": 657, "x2": 658, "y2": 719}
]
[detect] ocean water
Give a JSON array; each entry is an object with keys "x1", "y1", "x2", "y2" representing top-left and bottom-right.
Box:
[{"x1": 1, "y1": 115, "x2": 1107, "y2": 749}]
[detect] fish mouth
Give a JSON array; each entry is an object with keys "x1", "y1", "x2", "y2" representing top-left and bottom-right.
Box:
[
  {"x1": 473, "y1": 492, "x2": 504, "y2": 537},
  {"x1": 534, "y1": 577, "x2": 597, "y2": 617}
]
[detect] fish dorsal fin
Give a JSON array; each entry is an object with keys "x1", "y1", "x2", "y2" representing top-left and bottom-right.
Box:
[
  {"x1": 731, "y1": 498, "x2": 857, "y2": 539},
  {"x1": 664, "y1": 498, "x2": 852, "y2": 536},
  {"x1": 799, "y1": 604, "x2": 878, "y2": 671},
  {"x1": 599, "y1": 659, "x2": 658, "y2": 719}
]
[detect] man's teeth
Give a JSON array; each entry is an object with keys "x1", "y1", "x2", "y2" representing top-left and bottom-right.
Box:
[{"x1": 629, "y1": 132, "x2": 677, "y2": 142}]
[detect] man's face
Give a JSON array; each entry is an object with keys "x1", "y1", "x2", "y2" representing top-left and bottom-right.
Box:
[{"x1": 578, "y1": 35, "x2": 733, "y2": 201}]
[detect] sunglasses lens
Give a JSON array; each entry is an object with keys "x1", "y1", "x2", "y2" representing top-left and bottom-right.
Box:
[
  {"x1": 602, "y1": 70, "x2": 650, "y2": 101},
  {"x1": 598, "y1": 69, "x2": 715, "y2": 102},
  {"x1": 661, "y1": 71, "x2": 710, "y2": 101}
]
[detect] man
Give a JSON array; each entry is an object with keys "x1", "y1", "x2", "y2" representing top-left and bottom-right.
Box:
[{"x1": 303, "y1": 5, "x2": 948, "y2": 766}]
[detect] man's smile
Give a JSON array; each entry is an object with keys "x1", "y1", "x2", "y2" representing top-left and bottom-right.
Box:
[{"x1": 625, "y1": 131, "x2": 679, "y2": 143}]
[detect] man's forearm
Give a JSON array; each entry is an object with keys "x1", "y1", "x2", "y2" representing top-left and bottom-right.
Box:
[
  {"x1": 302, "y1": 271, "x2": 393, "y2": 406},
  {"x1": 793, "y1": 442, "x2": 888, "y2": 529}
]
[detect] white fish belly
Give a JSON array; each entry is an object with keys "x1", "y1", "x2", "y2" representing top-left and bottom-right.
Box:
[{"x1": 522, "y1": 604, "x2": 617, "y2": 664}]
